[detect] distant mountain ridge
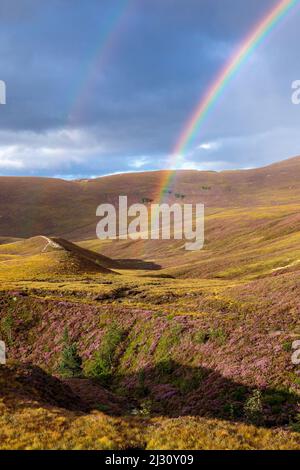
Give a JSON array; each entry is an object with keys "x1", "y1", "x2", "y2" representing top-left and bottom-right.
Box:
[{"x1": 1, "y1": 156, "x2": 300, "y2": 240}]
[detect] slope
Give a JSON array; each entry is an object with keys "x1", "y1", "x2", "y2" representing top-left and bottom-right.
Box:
[
  {"x1": 0, "y1": 236, "x2": 116, "y2": 279},
  {"x1": 0, "y1": 155, "x2": 300, "y2": 240}
]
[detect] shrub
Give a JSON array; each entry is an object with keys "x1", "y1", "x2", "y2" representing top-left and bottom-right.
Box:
[
  {"x1": 58, "y1": 327, "x2": 82, "y2": 378},
  {"x1": 282, "y1": 340, "x2": 292, "y2": 352},
  {"x1": 137, "y1": 369, "x2": 149, "y2": 398},
  {"x1": 175, "y1": 193, "x2": 185, "y2": 199},
  {"x1": 223, "y1": 402, "x2": 239, "y2": 420},
  {"x1": 132, "y1": 399, "x2": 152, "y2": 416},
  {"x1": 194, "y1": 330, "x2": 209, "y2": 344},
  {"x1": 263, "y1": 389, "x2": 296, "y2": 417},
  {"x1": 291, "y1": 414, "x2": 300, "y2": 433},
  {"x1": 84, "y1": 323, "x2": 124, "y2": 384},
  {"x1": 139, "y1": 399, "x2": 152, "y2": 416},
  {"x1": 244, "y1": 390, "x2": 263, "y2": 425},
  {"x1": 0, "y1": 313, "x2": 14, "y2": 345},
  {"x1": 157, "y1": 359, "x2": 176, "y2": 375},
  {"x1": 193, "y1": 328, "x2": 227, "y2": 346},
  {"x1": 176, "y1": 369, "x2": 204, "y2": 394},
  {"x1": 208, "y1": 327, "x2": 227, "y2": 345}
]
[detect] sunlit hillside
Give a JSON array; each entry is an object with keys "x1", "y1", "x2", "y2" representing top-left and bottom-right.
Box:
[{"x1": 0, "y1": 157, "x2": 300, "y2": 449}]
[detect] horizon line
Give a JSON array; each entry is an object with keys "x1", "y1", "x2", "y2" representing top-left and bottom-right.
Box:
[{"x1": 0, "y1": 154, "x2": 299, "y2": 181}]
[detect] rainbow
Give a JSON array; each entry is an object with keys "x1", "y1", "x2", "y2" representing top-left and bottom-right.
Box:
[
  {"x1": 69, "y1": 0, "x2": 134, "y2": 123},
  {"x1": 156, "y1": 0, "x2": 299, "y2": 201}
]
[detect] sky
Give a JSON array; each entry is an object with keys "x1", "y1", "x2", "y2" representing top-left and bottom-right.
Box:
[{"x1": 0, "y1": 0, "x2": 300, "y2": 178}]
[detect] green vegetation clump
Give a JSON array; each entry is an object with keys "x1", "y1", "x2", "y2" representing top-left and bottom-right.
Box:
[
  {"x1": 282, "y1": 340, "x2": 292, "y2": 352},
  {"x1": 194, "y1": 330, "x2": 210, "y2": 344},
  {"x1": 291, "y1": 414, "x2": 300, "y2": 433},
  {"x1": 136, "y1": 369, "x2": 150, "y2": 397},
  {"x1": 58, "y1": 328, "x2": 82, "y2": 378},
  {"x1": 244, "y1": 390, "x2": 263, "y2": 425},
  {"x1": 263, "y1": 389, "x2": 295, "y2": 416},
  {"x1": 132, "y1": 398, "x2": 152, "y2": 417},
  {"x1": 84, "y1": 323, "x2": 124, "y2": 384},
  {"x1": 0, "y1": 313, "x2": 14, "y2": 345},
  {"x1": 208, "y1": 327, "x2": 227, "y2": 345},
  {"x1": 174, "y1": 368, "x2": 204, "y2": 394},
  {"x1": 193, "y1": 327, "x2": 227, "y2": 346},
  {"x1": 155, "y1": 324, "x2": 183, "y2": 365}
]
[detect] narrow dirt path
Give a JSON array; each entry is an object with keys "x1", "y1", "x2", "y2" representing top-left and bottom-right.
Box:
[{"x1": 40, "y1": 236, "x2": 61, "y2": 252}]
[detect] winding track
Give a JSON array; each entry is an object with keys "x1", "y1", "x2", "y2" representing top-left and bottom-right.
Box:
[{"x1": 40, "y1": 236, "x2": 61, "y2": 252}]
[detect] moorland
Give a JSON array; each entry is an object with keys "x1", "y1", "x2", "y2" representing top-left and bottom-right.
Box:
[{"x1": 1, "y1": 156, "x2": 300, "y2": 449}]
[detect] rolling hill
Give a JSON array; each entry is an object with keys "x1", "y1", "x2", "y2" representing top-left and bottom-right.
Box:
[
  {"x1": 0, "y1": 236, "x2": 116, "y2": 279},
  {"x1": 0, "y1": 155, "x2": 300, "y2": 241},
  {"x1": 1, "y1": 156, "x2": 300, "y2": 281},
  {"x1": 1, "y1": 156, "x2": 300, "y2": 449}
]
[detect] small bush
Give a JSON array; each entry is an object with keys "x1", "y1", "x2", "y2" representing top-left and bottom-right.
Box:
[
  {"x1": 166, "y1": 313, "x2": 175, "y2": 321},
  {"x1": 282, "y1": 340, "x2": 292, "y2": 352},
  {"x1": 223, "y1": 402, "x2": 240, "y2": 420},
  {"x1": 263, "y1": 389, "x2": 295, "y2": 417},
  {"x1": 132, "y1": 399, "x2": 152, "y2": 416},
  {"x1": 58, "y1": 327, "x2": 82, "y2": 378},
  {"x1": 291, "y1": 414, "x2": 300, "y2": 433},
  {"x1": 193, "y1": 328, "x2": 227, "y2": 346},
  {"x1": 208, "y1": 327, "x2": 227, "y2": 345},
  {"x1": 84, "y1": 323, "x2": 124, "y2": 384},
  {"x1": 139, "y1": 399, "x2": 152, "y2": 416},
  {"x1": 137, "y1": 369, "x2": 149, "y2": 398},
  {"x1": 157, "y1": 359, "x2": 176, "y2": 375},
  {"x1": 244, "y1": 390, "x2": 263, "y2": 425},
  {"x1": 0, "y1": 313, "x2": 14, "y2": 345},
  {"x1": 230, "y1": 386, "x2": 248, "y2": 401},
  {"x1": 194, "y1": 331, "x2": 209, "y2": 344},
  {"x1": 177, "y1": 369, "x2": 204, "y2": 394}
]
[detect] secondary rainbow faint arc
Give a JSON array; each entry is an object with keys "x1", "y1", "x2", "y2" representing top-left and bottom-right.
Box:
[
  {"x1": 156, "y1": 0, "x2": 299, "y2": 201},
  {"x1": 69, "y1": 0, "x2": 134, "y2": 123}
]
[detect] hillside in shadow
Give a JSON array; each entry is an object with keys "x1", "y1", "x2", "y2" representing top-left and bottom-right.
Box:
[{"x1": 2, "y1": 360, "x2": 298, "y2": 428}]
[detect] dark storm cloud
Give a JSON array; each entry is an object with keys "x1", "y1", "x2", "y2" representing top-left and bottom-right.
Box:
[{"x1": 0, "y1": 0, "x2": 299, "y2": 176}]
